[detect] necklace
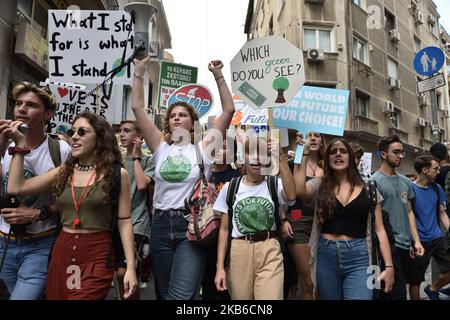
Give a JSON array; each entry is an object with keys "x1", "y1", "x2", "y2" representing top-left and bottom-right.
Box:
[
  {"x1": 307, "y1": 161, "x2": 318, "y2": 177},
  {"x1": 70, "y1": 170, "x2": 96, "y2": 229},
  {"x1": 74, "y1": 161, "x2": 95, "y2": 171}
]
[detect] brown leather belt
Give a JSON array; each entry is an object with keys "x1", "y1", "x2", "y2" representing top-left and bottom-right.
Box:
[{"x1": 235, "y1": 231, "x2": 277, "y2": 243}]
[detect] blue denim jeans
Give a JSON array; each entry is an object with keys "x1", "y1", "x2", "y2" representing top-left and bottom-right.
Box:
[
  {"x1": 150, "y1": 209, "x2": 207, "y2": 300},
  {"x1": 0, "y1": 234, "x2": 56, "y2": 300},
  {"x1": 316, "y1": 236, "x2": 373, "y2": 300}
]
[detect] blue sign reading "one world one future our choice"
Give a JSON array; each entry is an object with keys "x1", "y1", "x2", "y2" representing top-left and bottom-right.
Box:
[{"x1": 272, "y1": 85, "x2": 349, "y2": 137}]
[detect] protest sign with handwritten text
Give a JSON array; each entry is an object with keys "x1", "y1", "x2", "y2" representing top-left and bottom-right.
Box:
[
  {"x1": 48, "y1": 83, "x2": 115, "y2": 133},
  {"x1": 48, "y1": 10, "x2": 134, "y2": 84},
  {"x1": 230, "y1": 35, "x2": 305, "y2": 109}
]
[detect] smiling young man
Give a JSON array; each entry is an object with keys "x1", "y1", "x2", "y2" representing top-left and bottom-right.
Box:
[
  {"x1": 370, "y1": 135, "x2": 424, "y2": 300},
  {"x1": 0, "y1": 82, "x2": 70, "y2": 299}
]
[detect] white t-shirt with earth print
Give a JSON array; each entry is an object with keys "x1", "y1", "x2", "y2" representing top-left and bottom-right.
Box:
[
  {"x1": 152, "y1": 141, "x2": 213, "y2": 211},
  {"x1": 213, "y1": 177, "x2": 295, "y2": 238}
]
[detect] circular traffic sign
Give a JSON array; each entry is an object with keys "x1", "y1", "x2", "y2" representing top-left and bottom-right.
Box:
[{"x1": 413, "y1": 46, "x2": 445, "y2": 76}]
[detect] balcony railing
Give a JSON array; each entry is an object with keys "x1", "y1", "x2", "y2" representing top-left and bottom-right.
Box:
[
  {"x1": 354, "y1": 115, "x2": 378, "y2": 136},
  {"x1": 101, "y1": 0, "x2": 119, "y2": 10},
  {"x1": 388, "y1": 128, "x2": 409, "y2": 144}
]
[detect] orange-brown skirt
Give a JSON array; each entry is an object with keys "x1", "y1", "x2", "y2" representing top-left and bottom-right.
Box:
[{"x1": 46, "y1": 230, "x2": 115, "y2": 300}]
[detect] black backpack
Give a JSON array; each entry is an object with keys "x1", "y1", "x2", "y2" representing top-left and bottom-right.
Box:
[{"x1": 224, "y1": 176, "x2": 280, "y2": 267}]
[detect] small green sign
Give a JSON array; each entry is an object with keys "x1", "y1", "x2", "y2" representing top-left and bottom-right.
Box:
[
  {"x1": 158, "y1": 61, "x2": 198, "y2": 110},
  {"x1": 238, "y1": 81, "x2": 267, "y2": 108}
]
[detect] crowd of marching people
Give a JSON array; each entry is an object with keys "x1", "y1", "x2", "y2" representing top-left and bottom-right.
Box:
[{"x1": 0, "y1": 55, "x2": 450, "y2": 300}]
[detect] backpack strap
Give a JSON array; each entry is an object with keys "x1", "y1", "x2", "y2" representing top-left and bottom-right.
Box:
[
  {"x1": 365, "y1": 180, "x2": 379, "y2": 265},
  {"x1": 365, "y1": 180, "x2": 378, "y2": 210},
  {"x1": 267, "y1": 176, "x2": 280, "y2": 231},
  {"x1": 224, "y1": 176, "x2": 242, "y2": 268},
  {"x1": 47, "y1": 134, "x2": 61, "y2": 167},
  {"x1": 107, "y1": 163, "x2": 122, "y2": 268}
]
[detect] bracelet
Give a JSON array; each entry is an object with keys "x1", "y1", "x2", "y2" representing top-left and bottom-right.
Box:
[
  {"x1": 133, "y1": 72, "x2": 144, "y2": 80},
  {"x1": 118, "y1": 216, "x2": 131, "y2": 220},
  {"x1": 8, "y1": 146, "x2": 31, "y2": 155},
  {"x1": 132, "y1": 157, "x2": 142, "y2": 162},
  {"x1": 385, "y1": 265, "x2": 394, "y2": 268},
  {"x1": 281, "y1": 218, "x2": 288, "y2": 225},
  {"x1": 215, "y1": 75, "x2": 224, "y2": 81},
  {"x1": 302, "y1": 153, "x2": 310, "y2": 156}
]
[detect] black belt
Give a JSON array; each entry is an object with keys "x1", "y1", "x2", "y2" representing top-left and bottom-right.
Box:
[{"x1": 235, "y1": 231, "x2": 277, "y2": 243}]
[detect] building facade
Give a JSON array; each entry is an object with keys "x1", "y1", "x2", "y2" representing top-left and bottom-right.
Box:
[{"x1": 246, "y1": 0, "x2": 450, "y2": 173}]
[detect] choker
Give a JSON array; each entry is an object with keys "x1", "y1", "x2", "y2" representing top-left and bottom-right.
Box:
[{"x1": 74, "y1": 162, "x2": 95, "y2": 171}]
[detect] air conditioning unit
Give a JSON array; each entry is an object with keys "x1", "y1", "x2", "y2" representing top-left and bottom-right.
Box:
[
  {"x1": 390, "y1": 29, "x2": 401, "y2": 42},
  {"x1": 306, "y1": 48, "x2": 325, "y2": 62},
  {"x1": 416, "y1": 117, "x2": 427, "y2": 127},
  {"x1": 443, "y1": 110, "x2": 449, "y2": 118},
  {"x1": 383, "y1": 101, "x2": 395, "y2": 113},
  {"x1": 305, "y1": 0, "x2": 325, "y2": 3},
  {"x1": 419, "y1": 95, "x2": 429, "y2": 106},
  {"x1": 388, "y1": 77, "x2": 401, "y2": 90},
  {"x1": 414, "y1": 11, "x2": 424, "y2": 25},
  {"x1": 428, "y1": 15, "x2": 436, "y2": 25}
]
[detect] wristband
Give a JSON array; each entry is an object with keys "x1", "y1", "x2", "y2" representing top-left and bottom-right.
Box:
[
  {"x1": 132, "y1": 157, "x2": 142, "y2": 162},
  {"x1": 302, "y1": 153, "x2": 310, "y2": 156},
  {"x1": 8, "y1": 146, "x2": 31, "y2": 155},
  {"x1": 281, "y1": 218, "x2": 288, "y2": 224},
  {"x1": 215, "y1": 75, "x2": 224, "y2": 81},
  {"x1": 385, "y1": 265, "x2": 394, "y2": 268}
]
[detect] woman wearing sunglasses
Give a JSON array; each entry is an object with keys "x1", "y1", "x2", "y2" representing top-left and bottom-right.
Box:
[
  {"x1": 131, "y1": 56, "x2": 235, "y2": 300},
  {"x1": 5, "y1": 112, "x2": 137, "y2": 300}
]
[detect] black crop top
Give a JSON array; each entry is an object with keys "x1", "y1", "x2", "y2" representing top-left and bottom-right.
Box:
[{"x1": 321, "y1": 188, "x2": 369, "y2": 238}]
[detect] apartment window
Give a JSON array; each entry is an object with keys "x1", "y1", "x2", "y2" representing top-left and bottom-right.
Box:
[
  {"x1": 353, "y1": 37, "x2": 368, "y2": 64},
  {"x1": 429, "y1": 20, "x2": 439, "y2": 37},
  {"x1": 304, "y1": 28, "x2": 332, "y2": 52},
  {"x1": 384, "y1": 9, "x2": 396, "y2": 32},
  {"x1": 387, "y1": 57, "x2": 398, "y2": 79},
  {"x1": 390, "y1": 112, "x2": 399, "y2": 128},
  {"x1": 17, "y1": 0, "x2": 50, "y2": 38},
  {"x1": 413, "y1": 36, "x2": 421, "y2": 53},
  {"x1": 353, "y1": 0, "x2": 366, "y2": 10},
  {"x1": 355, "y1": 94, "x2": 369, "y2": 118}
]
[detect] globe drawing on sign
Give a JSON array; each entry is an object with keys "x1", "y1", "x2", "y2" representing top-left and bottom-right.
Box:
[
  {"x1": 56, "y1": 124, "x2": 69, "y2": 134},
  {"x1": 159, "y1": 155, "x2": 192, "y2": 183},
  {"x1": 235, "y1": 197, "x2": 274, "y2": 234},
  {"x1": 273, "y1": 77, "x2": 290, "y2": 103},
  {"x1": 112, "y1": 58, "x2": 127, "y2": 77}
]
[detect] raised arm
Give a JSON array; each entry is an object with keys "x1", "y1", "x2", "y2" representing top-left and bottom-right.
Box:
[
  {"x1": 132, "y1": 56, "x2": 164, "y2": 153},
  {"x1": 293, "y1": 135, "x2": 316, "y2": 203},
  {"x1": 203, "y1": 60, "x2": 235, "y2": 149},
  {"x1": 6, "y1": 121, "x2": 58, "y2": 196}
]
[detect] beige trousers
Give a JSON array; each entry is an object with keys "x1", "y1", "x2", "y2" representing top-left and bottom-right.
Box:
[{"x1": 227, "y1": 237, "x2": 284, "y2": 300}]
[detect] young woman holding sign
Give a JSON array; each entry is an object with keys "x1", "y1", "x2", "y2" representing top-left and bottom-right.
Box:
[{"x1": 131, "y1": 56, "x2": 235, "y2": 300}]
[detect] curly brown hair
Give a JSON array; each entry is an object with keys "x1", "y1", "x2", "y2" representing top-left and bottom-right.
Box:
[
  {"x1": 51, "y1": 112, "x2": 123, "y2": 197},
  {"x1": 317, "y1": 138, "x2": 363, "y2": 223},
  {"x1": 163, "y1": 101, "x2": 200, "y2": 144}
]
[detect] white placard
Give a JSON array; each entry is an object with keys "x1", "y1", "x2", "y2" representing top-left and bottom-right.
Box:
[{"x1": 48, "y1": 10, "x2": 134, "y2": 84}]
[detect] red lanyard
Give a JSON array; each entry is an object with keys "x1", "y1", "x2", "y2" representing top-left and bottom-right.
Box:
[{"x1": 71, "y1": 171, "x2": 96, "y2": 229}]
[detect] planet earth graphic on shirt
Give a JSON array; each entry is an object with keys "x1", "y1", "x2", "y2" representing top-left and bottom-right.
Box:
[
  {"x1": 159, "y1": 155, "x2": 192, "y2": 183},
  {"x1": 234, "y1": 196, "x2": 274, "y2": 234}
]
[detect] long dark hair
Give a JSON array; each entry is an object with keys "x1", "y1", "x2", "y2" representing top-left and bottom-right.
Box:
[
  {"x1": 317, "y1": 138, "x2": 363, "y2": 223},
  {"x1": 51, "y1": 112, "x2": 123, "y2": 197}
]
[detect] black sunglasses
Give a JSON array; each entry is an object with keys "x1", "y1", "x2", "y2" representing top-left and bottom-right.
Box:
[{"x1": 67, "y1": 127, "x2": 90, "y2": 138}]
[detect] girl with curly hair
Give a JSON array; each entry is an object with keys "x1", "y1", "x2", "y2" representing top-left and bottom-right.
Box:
[{"x1": 6, "y1": 112, "x2": 137, "y2": 300}]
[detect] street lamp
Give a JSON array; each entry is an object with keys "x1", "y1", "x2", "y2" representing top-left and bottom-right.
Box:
[{"x1": 124, "y1": 2, "x2": 158, "y2": 60}]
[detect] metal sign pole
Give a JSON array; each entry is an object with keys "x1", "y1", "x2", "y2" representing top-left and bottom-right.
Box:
[{"x1": 430, "y1": 88, "x2": 440, "y2": 143}]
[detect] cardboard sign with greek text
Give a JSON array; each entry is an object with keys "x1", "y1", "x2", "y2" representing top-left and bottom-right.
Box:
[
  {"x1": 273, "y1": 86, "x2": 349, "y2": 136},
  {"x1": 231, "y1": 35, "x2": 305, "y2": 109},
  {"x1": 158, "y1": 61, "x2": 198, "y2": 110},
  {"x1": 48, "y1": 10, "x2": 134, "y2": 84}
]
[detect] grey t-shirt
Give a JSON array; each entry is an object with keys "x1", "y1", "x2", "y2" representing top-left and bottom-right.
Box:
[
  {"x1": 123, "y1": 155, "x2": 155, "y2": 237},
  {"x1": 370, "y1": 171, "x2": 415, "y2": 250}
]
